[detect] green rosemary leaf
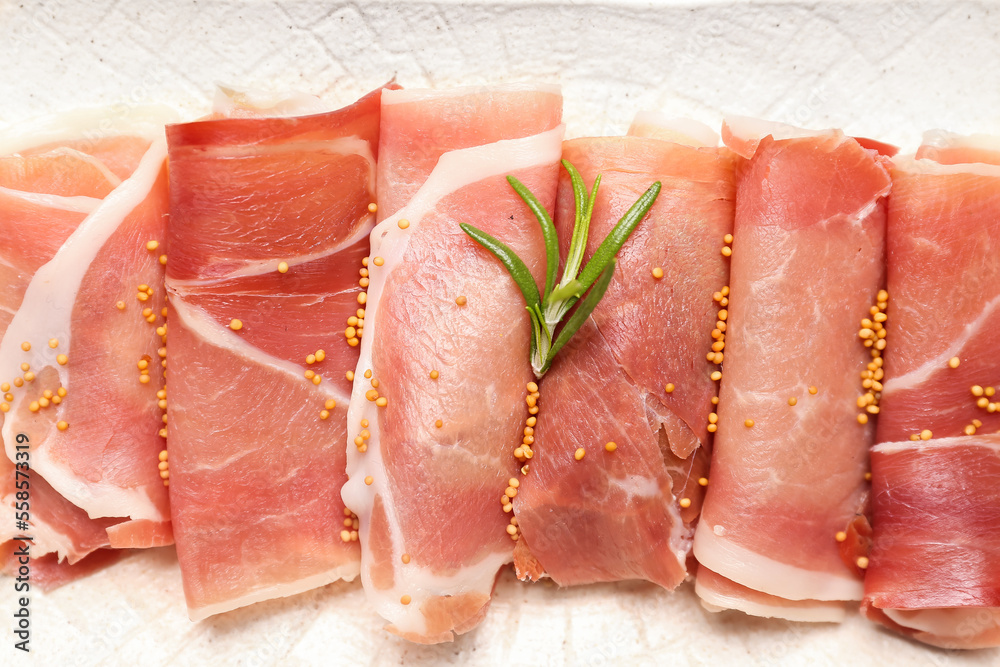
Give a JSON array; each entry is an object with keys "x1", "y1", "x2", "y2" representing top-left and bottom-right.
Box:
[
  {"x1": 539, "y1": 261, "x2": 617, "y2": 375},
  {"x1": 576, "y1": 181, "x2": 661, "y2": 293},
  {"x1": 460, "y1": 223, "x2": 541, "y2": 310},
  {"x1": 561, "y1": 160, "x2": 591, "y2": 283},
  {"x1": 507, "y1": 176, "x2": 559, "y2": 302},
  {"x1": 462, "y1": 161, "x2": 659, "y2": 379},
  {"x1": 584, "y1": 174, "x2": 601, "y2": 236}
]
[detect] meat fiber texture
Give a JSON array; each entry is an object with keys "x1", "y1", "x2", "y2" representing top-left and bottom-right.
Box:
[
  {"x1": 863, "y1": 132, "x2": 1000, "y2": 649},
  {"x1": 512, "y1": 116, "x2": 734, "y2": 589},
  {"x1": 164, "y1": 87, "x2": 387, "y2": 620},
  {"x1": 0, "y1": 106, "x2": 176, "y2": 585},
  {"x1": 693, "y1": 117, "x2": 891, "y2": 622},
  {"x1": 342, "y1": 84, "x2": 563, "y2": 644}
]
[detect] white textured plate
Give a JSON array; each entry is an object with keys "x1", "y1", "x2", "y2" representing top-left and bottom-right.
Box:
[{"x1": 2, "y1": 1, "x2": 999, "y2": 665}]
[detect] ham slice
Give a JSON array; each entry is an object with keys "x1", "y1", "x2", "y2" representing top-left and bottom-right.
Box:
[
  {"x1": 862, "y1": 435, "x2": 1000, "y2": 648},
  {"x1": 876, "y1": 137, "x2": 1000, "y2": 443},
  {"x1": 512, "y1": 117, "x2": 734, "y2": 588},
  {"x1": 693, "y1": 118, "x2": 891, "y2": 620},
  {"x1": 0, "y1": 108, "x2": 175, "y2": 578},
  {"x1": 165, "y1": 87, "x2": 387, "y2": 620},
  {"x1": 863, "y1": 134, "x2": 1000, "y2": 649},
  {"x1": 342, "y1": 84, "x2": 563, "y2": 643}
]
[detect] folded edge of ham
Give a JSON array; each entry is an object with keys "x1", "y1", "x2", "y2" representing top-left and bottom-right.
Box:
[
  {"x1": 165, "y1": 87, "x2": 387, "y2": 620},
  {"x1": 343, "y1": 84, "x2": 563, "y2": 643},
  {"x1": 693, "y1": 117, "x2": 891, "y2": 620},
  {"x1": 512, "y1": 117, "x2": 734, "y2": 589}
]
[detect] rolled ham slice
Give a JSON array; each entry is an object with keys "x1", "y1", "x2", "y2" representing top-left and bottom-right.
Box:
[
  {"x1": 165, "y1": 87, "x2": 387, "y2": 620},
  {"x1": 512, "y1": 116, "x2": 734, "y2": 588},
  {"x1": 342, "y1": 84, "x2": 563, "y2": 643},
  {"x1": 876, "y1": 136, "x2": 1000, "y2": 442},
  {"x1": 0, "y1": 108, "x2": 175, "y2": 579},
  {"x1": 863, "y1": 133, "x2": 1000, "y2": 649},
  {"x1": 693, "y1": 117, "x2": 891, "y2": 621}
]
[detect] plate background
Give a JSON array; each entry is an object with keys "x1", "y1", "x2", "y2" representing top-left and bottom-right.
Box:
[{"x1": 2, "y1": 1, "x2": 999, "y2": 665}]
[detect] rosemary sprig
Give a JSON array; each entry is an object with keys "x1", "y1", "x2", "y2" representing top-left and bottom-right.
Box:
[{"x1": 461, "y1": 159, "x2": 661, "y2": 377}]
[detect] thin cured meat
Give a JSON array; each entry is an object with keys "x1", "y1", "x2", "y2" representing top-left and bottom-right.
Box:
[
  {"x1": 876, "y1": 136, "x2": 1000, "y2": 443},
  {"x1": 693, "y1": 118, "x2": 891, "y2": 620},
  {"x1": 165, "y1": 87, "x2": 387, "y2": 620},
  {"x1": 0, "y1": 109, "x2": 175, "y2": 575},
  {"x1": 512, "y1": 117, "x2": 734, "y2": 588},
  {"x1": 862, "y1": 435, "x2": 1000, "y2": 649},
  {"x1": 863, "y1": 134, "x2": 1000, "y2": 648},
  {"x1": 342, "y1": 84, "x2": 563, "y2": 643}
]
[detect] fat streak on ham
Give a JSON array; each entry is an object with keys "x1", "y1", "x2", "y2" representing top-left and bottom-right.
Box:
[
  {"x1": 512, "y1": 116, "x2": 734, "y2": 588},
  {"x1": 863, "y1": 133, "x2": 1000, "y2": 649},
  {"x1": 165, "y1": 87, "x2": 387, "y2": 620},
  {"x1": 693, "y1": 118, "x2": 891, "y2": 621},
  {"x1": 342, "y1": 84, "x2": 563, "y2": 643},
  {"x1": 0, "y1": 107, "x2": 176, "y2": 581}
]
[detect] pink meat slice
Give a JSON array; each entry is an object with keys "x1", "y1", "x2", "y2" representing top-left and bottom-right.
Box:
[
  {"x1": 342, "y1": 84, "x2": 563, "y2": 643},
  {"x1": 513, "y1": 130, "x2": 734, "y2": 588},
  {"x1": 165, "y1": 87, "x2": 386, "y2": 620},
  {"x1": 2, "y1": 541, "x2": 123, "y2": 592},
  {"x1": 693, "y1": 119, "x2": 891, "y2": 619},
  {"x1": 1, "y1": 120, "x2": 172, "y2": 582},
  {"x1": 22, "y1": 135, "x2": 153, "y2": 181},
  {"x1": 863, "y1": 435, "x2": 1000, "y2": 649},
  {"x1": 863, "y1": 134, "x2": 1000, "y2": 649},
  {"x1": 876, "y1": 141, "x2": 1000, "y2": 443},
  {"x1": 374, "y1": 85, "x2": 563, "y2": 221},
  {"x1": 0, "y1": 151, "x2": 120, "y2": 198}
]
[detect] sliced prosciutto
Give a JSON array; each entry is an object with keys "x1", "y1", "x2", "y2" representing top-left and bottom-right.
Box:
[
  {"x1": 693, "y1": 118, "x2": 891, "y2": 620},
  {"x1": 342, "y1": 84, "x2": 563, "y2": 643},
  {"x1": 876, "y1": 135, "x2": 1000, "y2": 442},
  {"x1": 862, "y1": 435, "x2": 1000, "y2": 648},
  {"x1": 863, "y1": 134, "x2": 1000, "y2": 648},
  {"x1": 165, "y1": 88, "x2": 388, "y2": 620},
  {"x1": 0, "y1": 109, "x2": 175, "y2": 576},
  {"x1": 512, "y1": 118, "x2": 734, "y2": 588}
]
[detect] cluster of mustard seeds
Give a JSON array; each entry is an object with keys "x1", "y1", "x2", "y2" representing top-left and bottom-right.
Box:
[
  {"x1": 305, "y1": 349, "x2": 327, "y2": 365},
  {"x1": 2, "y1": 342, "x2": 70, "y2": 431},
  {"x1": 966, "y1": 384, "x2": 998, "y2": 435},
  {"x1": 501, "y1": 477, "x2": 521, "y2": 541},
  {"x1": 353, "y1": 416, "x2": 370, "y2": 453},
  {"x1": 704, "y1": 235, "x2": 732, "y2": 435},
  {"x1": 137, "y1": 241, "x2": 172, "y2": 483},
  {"x1": 500, "y1": 382, "x2": 540, "y2": 542},
  {"x1": 303, "y1": 351, "x2": 325, "y2": 387},
  {"x1": 361, "y1": 369, "x2": 388, "y2": 408},
  {"x1": 971, "y1": 384, "x2": 998, "y2": 413},
  {"x1": 856, "y1": 289, "x2": 889, "y2": 426},
  {"x1": 513, "y1": 382, "x2": 539, "y2": 466},
  {"x1": 339, "y1": 506, "x2": 360, "y2": 543},
  {"x1": 346, "y1": 254, "x2": 378, "y2": 347}
]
